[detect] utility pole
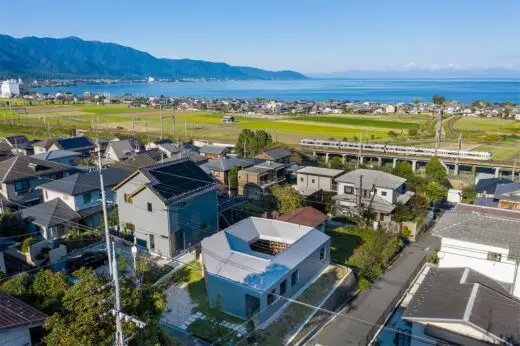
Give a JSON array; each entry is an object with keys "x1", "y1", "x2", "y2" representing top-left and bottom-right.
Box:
[
  {"x1": 435, "y1": 106, "x2": 443, "y2": 156},
  {"x1": 243, "y1": 138, "x2": 247, "y2": 158},
  {"x1": 98, "y1": 152, "x2": 113, "y2": 276},
  {"x1": 160, "y1": 105, "x2": 163, "y2": 139},
  {"x1": 112, "y1": 242, "x2": 124, "y2": 346},
  {"x1": 358, "y1": 175, "x2": 363, "y2": 213},
  {"x1": 357, "y1": 130, "x2": 362, "y2": 167},
  {"x1": 185, "y1": 120, "x2": 187, "y2": 138},
  {"x1": 513, "y1": 158, "x2": 517, "y2": 182},
  {"x1": 132, "y1": 117, "x2": 135, "y2": 135},
  {"x1": 144, "y1": 120, "x2": 147, "y2": 133}
]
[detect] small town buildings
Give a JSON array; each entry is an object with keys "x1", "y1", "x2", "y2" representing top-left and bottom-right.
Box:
[
  {"x1": 114, "y1": 158, "x2": 218, "y2": 256},
  {"x1": 294, "y1": 166, "x2": 344, "y2": 196},
  {"x1": 432, "y1": 203, "x2": 520, "y2": 298},
  {"x1": 0, "y1": 156, "x2": 78, "y2": 211},
  {"x1": 333, "y1": 169, "x2": 414, "y2": 227},
  {"x1": 474, "y1": 177, "x2": 511, "y2": 197},
  {"x1": 199, "y1": 145, "x2": 229, "y2": 159},
  {"x1": 255, "y1": 147, "x2": 291, "y2": 164},
  {"x1": 222, "y1": 115, "x2": 235, "y2": 123},
  {"x1": 402, "y1": 266, "x2": 520, "y2": 346},
  {"x1": 104, "y1": 139, "x2": 138, "y2": 162},
  {"x1": 0, "y1": 79, "x2": 21, "y2": 97},
  {"x1": 276, "y1": 206, "x2": 328, "y2": 232},
  {"x1": 3, "y1": 136, "x2": 33, "y2": 155},
  {"x1": 37, "y1": 168, "x2": 129, "y2": 228},
  {"x1": 0, "y1": 291, "x2": 47, "y2": 346},
  {"x1": 32, "y1": 139, "x2": 57, "y2": 154},
  {"x1": 238, "y1": 161, "x2": 286, "y2": 199},
  {"x1": 495, "y1": 182, "x2": 520, "y2": 210},
  {"x1": 201, "y1": 217, "x2": 330, "y2": 323},
  {"x1": 31, "y1": 150, "x2": 81, "y2": 166},
  {"x1": 202, "y1": 157, "x2": 254, "y2": 186},
  {"x1": 48, "y1": 137, "x2": 94, "y2": 156},
  {"x1": 111, "y1": 150, "x2": 163, "y2": 172}
]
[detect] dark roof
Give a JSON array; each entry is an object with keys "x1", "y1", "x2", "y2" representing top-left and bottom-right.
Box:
[
  {"x1": 55, "y1": 136, "x2": 93, "y2": 150},
  {"x1": 475, "y1": 178, "x2": 512, "y2": 194},
  {"x1": 495, "y1": 182, "x2": 520, "y2": 198},
  {"x1": 105, "y1": 140, "x2": 136, "y2": 160},
  {"x1": 32, "y1": 150, "x2": 81, "y2": 161},
  {"x1": 32, "y1": 138, "x2": 58, "y2": 148},
  {"x1": 0, "y1": 291, "x2": 48, "y2": 330},
  {"x1": 433, "y1": 204, "x2": 520, "y2": 260},
  {"x1": 4, "y1": 135, "x2": 29, "y2": 147},
  {"x1": 277, "y1": 206, "x2": 328, "y2": 228},
  {"x1": 113, "y1": 136, "x2": 142, "y2": 148},
  {"x1": 110, "y1": 150, "x2": 161, "y2": 172},
  {"x1": 38, "y1": 168, "x2": 130, "y2": 196},
  {"x1": 473, "y1": 197, "x2": 498, "y2": 208},
  {"x1": 139, "y1": 157, "x2": 216, "y2": 203},
  {"x1": 0, "y1": 156, "x2": 77, "y2": 183},
  {"x1": 199, "y1": 145, "x2": 228, "y2": 155},
  {"x1": 403, "y1": 267, "x2": 520, "y2": 344},
  {"x1": 20, "y1": 198, "x2": 80, "y2": 228},
  {"x1": 256, "y1": 147, "x2": 291, "y2": 160},
  {"x1": 202, "y1": 157, "x2": 254, "y2": 172}
]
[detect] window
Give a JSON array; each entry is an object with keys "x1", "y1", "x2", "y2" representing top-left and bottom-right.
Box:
[
  {"x1": 291, "y1": 270, "x2": 299, "y2": 287},
  {"x1": 49, "y1": 172, "x2": 63, "y2": 180},
  {"x1": 320, "y1": 247, "x2": 326, "y2": 261},
  {"x1": 487, "y1": 252, "x2": 501, "y2": 262},
  {"x1": 300, "y1": 177, "x2": 304, "y2": 182},
  {"x1": 267, "y1": 288, "x2": 276, "y2": 305},
  {"x1": 124, "y1": 193, "x2": 133, "y2": 204},
  {"x1": 311, "y1": 179, "x2": 316, "y2": 184},
  {"x1": 147, "y1": 202, "x2": 152, "y2": 212},
  {"x1": 150, "y1": 234, "x2": 155, "y2": 250},
  {"x1": 343, "y1": 186, "x2": 354, "y2": 194},
  {"x1": 14, "y1": 179, "x2": 30, "y2": 192},
  {"x1": 280, "y1": 280, "x2": 287, "y2": 295},
  {"x1": 381, "y1": 191, "x2": 387, "y2": 197},
  {"x1": 83, "y1": 192, "x2": 92, "y2": 204}
]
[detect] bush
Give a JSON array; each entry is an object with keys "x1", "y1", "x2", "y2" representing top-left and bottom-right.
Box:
[
  {"x1": 358, "y1": 277, "x2": 371, "y2": 291},
  {"x1": 21, "y1": 237, "x2": 37, "y2": 253},
  {"x1": 408, "y1": 128, "x2": 418, "y2": 136}
]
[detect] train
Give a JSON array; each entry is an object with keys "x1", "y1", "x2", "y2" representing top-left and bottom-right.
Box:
[{"x1": 299, "y1": 139, "x2": 492, "y2": 161}]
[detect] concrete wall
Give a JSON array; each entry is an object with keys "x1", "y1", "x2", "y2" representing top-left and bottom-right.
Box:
[
  {"x1": 0, "y1": 326, "x2": 32, "y2": 346},
  {"x1": 44, "y1": 189, "x2": 76, "y2": 209},
  {"x1": 296, "y1": 173, "x2": 334, "y2": 192}
]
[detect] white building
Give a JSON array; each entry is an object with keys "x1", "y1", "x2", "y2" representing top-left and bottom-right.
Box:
[
  {"x1": 432, "y1": 203, "x2": 520, "y2": 298},
  {"x1": 1, "y1": 79, "x2": 20, "y2": 97}
]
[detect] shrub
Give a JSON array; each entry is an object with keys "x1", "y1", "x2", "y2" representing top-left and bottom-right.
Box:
[
  {"x1": 408, "y1": 128, "x2": 418, "y2": 136},
  {"x1": 358, "y1": 277, "x2": 371, "y2": 291},
  {"x1": 21, "y1": 237, "x2": 37, "y2": 253}
]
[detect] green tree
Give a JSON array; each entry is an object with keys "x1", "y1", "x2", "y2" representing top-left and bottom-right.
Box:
[
  {"x1": 407, "y1": 128, "x2": 418, "y2": 136},
  {"x1": 387, "y1": 130, "x2": 398, "y2": 137},
  {"x1": 235, "y1": 129, "x2": 256, "y2": 157},
  {"x1": 0, "y1": 272, "x2": 31, "y2": 300},
  {"x1": 393, "y1": 161, "x2": 414, "y2": 180},
  {"x1": 228, "y1": 167, "x2": 239, "y2": 192},
  {"x1": 425, "y1": 157, "x2": 447, "y2": 183},
  {"x1": 329, "y1": 157, "x2": 344, "y2": 170},
  {"x1": 432, "y1": 95, "x2": 446, "y2": 115},
  {"x1": 253, "y1": 130, "x2": 272, "y2": 150},
  {"x1": 420, "y1": 181, "x2": 448, "y2": 203},
  {"x1": 21, "y1": 236, "x2": 37, "y2": 253},
  {"x1": 32, "y1": 270, "x2": 70, "y2": 313},
  {"x1": 271, "y1": 185, "x2": 304, "y2": 213},
  {"x1": 0, "y1": 209, "x2": 26, "y2": 238}
]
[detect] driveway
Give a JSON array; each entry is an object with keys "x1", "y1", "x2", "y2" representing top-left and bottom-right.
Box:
[{"x1": 305, "y1": 233, "x2": 439, "y2": 346}]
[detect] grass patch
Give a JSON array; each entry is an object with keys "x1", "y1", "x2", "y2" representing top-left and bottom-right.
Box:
[
  {"x1": 453, "y1": 117, "x2": 520, "y2": 134},
  {"x1": 473, "y1": 144, "x2": 520, "y2": 160},
  {"x1": 291, "y1": 116, "x2": 420, "y2": 129},
  {"x1": 188, "y1": 319, "x2": 238, "y2": 345},
  {"x1": 325, "y1": 227, "x2": 362, "y2": 266}
]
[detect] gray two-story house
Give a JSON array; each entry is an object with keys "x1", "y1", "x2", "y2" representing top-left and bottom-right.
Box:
[
  {"x1": 201, "y1": 217, "x2": 330, "y2": 324},
  {"x1": 114, "y1": 157, "x2": 218, "y2": 256},
  {"x1": 0, "y1": 156, "x2": 78, "y2": 212},
  {"x1": 294, "y1": 166, "x2": 344, "y2": 196}
]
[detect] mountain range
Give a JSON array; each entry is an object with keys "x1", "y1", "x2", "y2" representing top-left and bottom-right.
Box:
[{"x1": 0, "y1": 35, "x2": 306, "y2": 80}]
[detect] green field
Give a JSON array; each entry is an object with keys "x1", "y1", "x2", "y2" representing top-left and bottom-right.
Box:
[
  {"x1": 291, "y1": 115, "x2": 422, "y2": 129},
  {"x1": 452, "y1": 117, "x2": 520, "y2": 134}
]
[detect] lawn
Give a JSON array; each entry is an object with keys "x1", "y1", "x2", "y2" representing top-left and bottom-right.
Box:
[
  {"x1": 291, "y1": 116, "x2": 421, "y2": 129},
  {"x1": 325, "y1": 226, "x2": 362, "y2": 266},
  {"x1": 473, "y1": 144, "x2": 520, "y2": 161},
  {"x1": 452, "y1": 117, "x2": 520, "y2": 134}
]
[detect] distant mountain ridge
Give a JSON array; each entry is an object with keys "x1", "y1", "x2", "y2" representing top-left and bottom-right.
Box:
[{"x1": 0, "y1": 35, "x2": 307, "y2": 80}]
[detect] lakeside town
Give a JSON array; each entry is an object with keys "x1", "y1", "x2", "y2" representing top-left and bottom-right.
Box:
[{"x1": 0, "y1": 74, "x2": 520, "y2": 345}]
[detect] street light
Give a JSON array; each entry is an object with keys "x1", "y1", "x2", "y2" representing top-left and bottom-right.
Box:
[{"x1": 131, "y1": 243, "x2": 140, "y2": 288}]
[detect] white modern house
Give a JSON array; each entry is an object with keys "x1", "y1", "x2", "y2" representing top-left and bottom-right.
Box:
[
  {"x1": 294, "y1": 166, "x2": 344, "y2": 196},
  {"x1": 1, "y1": 79, "x2": 20, "y2": 97},
  {"x1": 201, "y1": 217, "x2": 330, "y2": 324},
  {"x1": 333, "y1": 169, "x2": 414, "y2": 226},
  {"x1": 432, "y1": 203, "x2": 520, "y2": 298}
]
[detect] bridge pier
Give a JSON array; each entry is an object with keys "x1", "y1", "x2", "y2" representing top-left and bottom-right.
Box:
[
  {"x1": 495, "y1": 167, "x2": 501, "y2": 178},
  {"x1": 312, "y1": 151, "x2": 316, "y2": 159},
  {"x1": 377, "y1": 157, "x2": 383, "y2": 166},
  {"x1": 454, "y1": 164, "x2": 459, "y2": 176},
  {"x1": 412, "y1": 160, "x2": 418, "y2": 173},
  {"x1": 392, "y1": 158, "x2": 398, "y2": 169},
  {"x1": 341, "y1": 154, "x2": 346, "y2": 163},
  {"x1": 325, "y1": 152, "x2": 330, "y2": 164},
  {"x1": 359, "y1": 156, "x2": 365, "y2": 165}
]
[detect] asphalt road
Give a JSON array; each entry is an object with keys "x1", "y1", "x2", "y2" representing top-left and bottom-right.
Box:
[{"x1": 306, "y1": 233, "x2": 439, "y2": 346}]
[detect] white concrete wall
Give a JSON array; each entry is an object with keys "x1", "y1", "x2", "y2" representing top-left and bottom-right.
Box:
[
  {"x1": 296, "y1": 173, "x2": 334, "y2": 192},
  {"x1": 43, "y1": 189, "x2": 76, "y2": 209},
  {"x1": 439, "y1": 237, "x2": 518, "y2": 291}
]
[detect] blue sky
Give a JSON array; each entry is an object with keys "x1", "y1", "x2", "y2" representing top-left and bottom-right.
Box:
[{"x1": 2, "y1": 0, "x2": 520, "y2": 73}]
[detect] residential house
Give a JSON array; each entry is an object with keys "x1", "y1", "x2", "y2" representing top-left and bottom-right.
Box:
[
  {"x1": 0, "y1": 156, "x2": 78, "y2": 211},
  {"x1": 255, "y1": 147, "x2": 292, "y2": 164},
  {"x1": 156, "y1": 142, "x2": 183, "y2": 158},
  {"x1": 432, "y1": 203, "x2": 520, "y2": 298},
  {"x1": 145, "y1": 139, "x2": 174, "y2": 151},
  {"x1": 111, "y1": 150, "x2": 163, "y2": 172},
  {"x1": 495, "y1": 182, "x2": 520, "y2": 210},
  {"x1": 32, "y1": 138, "x2": 57, "y2": 154},
  {"x1": 114, "y1": 158, "x2": 218, "y2": 256},
  {"x1": 0, "y1": 142, "x2": 13, "y2": 162},
  {"x1": 238, "y1": 161, "x2": 286, "y2": 199},
  {"x1": 199, "y1": 145, "x2": 229, "y2": 159},
  {"x1": 201, "y1": 217, "x2": 330, "y2": 324},
  {"x1": 49, "y1": 137, "x2": 94, "y2": 156},
  {"x1": 333, "y1": 169, "x2": 414, "y2": 227},
  {"x1": 31, "y1": 150, "x2": 81, "y2": 166},
  {"x1": 104, "y1": 139, "x2": 139, "y2": 162},
  {"x1": 276, "y1": 206, "x2": 328, "y2": 232},
  {"x1": 4, "y1": 136, "x2": 34, "y2": 155},
  {"x1": 202, "y1": 157, "x2": 254, "y2": 186},
  {"x1": 37, "y1": 168, "x2": 130, "y2": 228},
  {"x1": 0, "y1": 291, "x2": 48, "y2": 346},
  {"x1": 294, "y1": 166, "x2": 344, "y2": 196},
  {"x1": 475, "y1": 177, "x2": 512, "y2": 197},
  {"x1": 112, "y1": 136, "x2": 142, "y2": 150},
  {"x1": 402, "y1": 266, "x2": 520, "y2": 346}
]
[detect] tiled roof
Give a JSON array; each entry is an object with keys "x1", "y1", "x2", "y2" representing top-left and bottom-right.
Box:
[
  {"x1": 0, "y1": 291, "x2": 47, "y2": 330},
  {"x1": 335, "y1": 169, "x2": 406, "y2": 190},
  {"x1": 202, "y1": 157, "x2": 254, "y2": 172},
  {"x1": 55, "y1": 137, "x2": 93, "y2": 150},
  {"x1": 403, "y1": 267, "x2": 520, "y2": 344},
  {"x1": 0, "y1": 156, "x2": 77, "y2": 183},
  {"x1": 256, "y1": 147, "x2": 291, "y2": 160},
  {"x1": 20, "y1": 198, "x2": 80, "y2": 228},
  {"x1": 32, "y1": 138, "x2": 58, "y2": 148},
  {"x1": 199, "y1": 145, "x2": 228, "y2": 155},
  {"x1": 105, "y1": 140, "x2": 136, "y2": 160},
  {"x1": 475, "y1": 178, "x2": 512, "y2": 194},
  {"x1": 32, "y1": 150, "x2": 81, "y2": 161},
  {"x1": 38, "y1": 168, "x2": 129, "y2": 196},
  {"x1": 4, "y1": 135, "x2": 29, "y2": 147},
  {"x1": 277, "y1": 206, "x2": 328, "y2": 228},
  {"x1": 296, "y1": 166, "x2": 344, "y2": 178}
]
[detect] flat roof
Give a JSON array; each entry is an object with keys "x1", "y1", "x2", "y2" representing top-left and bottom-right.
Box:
[{"x1": 296, "y1": 166, "x2": 344, "y2": 178}]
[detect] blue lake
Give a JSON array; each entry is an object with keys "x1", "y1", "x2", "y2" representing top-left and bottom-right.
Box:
[{"x1": 33, "y1": 78, "x2": 520, "y2": 103}]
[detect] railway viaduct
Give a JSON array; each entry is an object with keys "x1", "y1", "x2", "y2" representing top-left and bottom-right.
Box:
[{"x1": 300, "y1": 147, "x2": 518, "y2": 179}]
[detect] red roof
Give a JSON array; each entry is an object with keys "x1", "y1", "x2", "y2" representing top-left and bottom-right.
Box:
[
  {"x1": 454, "y1": 203, "x2": 520, "y2": 219},
  {"x1": 0, "y1": 291, "x2": 47, "y2": 330},
  {"x1": 277, "y1": 206, "x2": 328, "y2": 229}
]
